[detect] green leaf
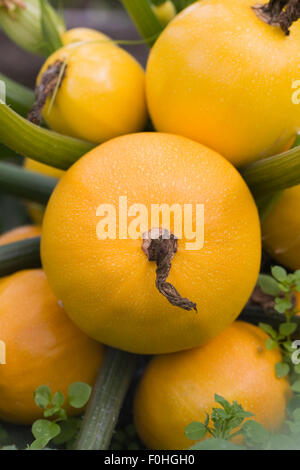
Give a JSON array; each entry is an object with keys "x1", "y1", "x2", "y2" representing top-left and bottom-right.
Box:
[
  {"x1": 185, "y1": 422, "x2": 207, "y2": 441},
  {"x1": 291, "y1": 380, "x2": 300, "y2": 393},
  {"x1": 265, "y1": 338, "x2": 278, "y2": 350},
  {"x1": 190, "y1": 438, "x2": 246, "y2": 450},
  {"x1": 258, "y1": 274, "x2": 280, "y2": 296},
  {"x1": 30, "y1": 419, "x2": 61, "y2": 450},
  {"x1": 286, "y1": 420, "x2": 300, "y2": 435},
  {"x1": 241, "y1": 420, "x2": 269, "y2": 445},
  {"x1": 34, "y1": 385, "x2": 51, "y2": 409},
  {"x1": 29, "y1": 437, "x2": 51, "y2": 450},
  {"x1": 259, "y1": 322, "x2": 277, "y2": 339},
  {"x1": 52, "y1": 418, "x2": 81, "y2": 446},
  {"x1": 279, "y1": 322, "x2": 298, "y2": 336},
  {"x1": 40, "y1": 0, "x2": 63, "y2": 56},
  {"x1": 271, "y1": 266, "x2": 288, "y2": 282},
  {"x1": 294, "y1": 364, "x2": 300, "y2": 374},
  {"x1": 268, "y1": 434, "x2": 297, "y2": 450},
  {"x1": 274, "y1": 297, "x2": 292, "y2": 314},
  {"x1": 294, "y1": 270, "x2": 300, "y2": 280},
  {"x1": 52, "y1": 391, "x2": 65, "y2": 408},
  {"x1": 43, "y1": 406, "x2": 60, "y2": 418},
  {"x1": 275, "y1": 362, "x2": 290, "y2": 378},
  {"x1": 68, "y1": 382, "x2": 92, "y2": 409},
  {"x1": 292, "y1": 408, "x2": 300, "y2": 421},
  {"x1": 214, "y1": 394, "x2": 232, "y2": 413}
]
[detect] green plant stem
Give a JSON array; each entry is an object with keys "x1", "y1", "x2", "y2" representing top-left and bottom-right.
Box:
[
  {"x1": 256, "y1": 191, "x2": 283, "y2": 222},
  {"x1": 74, "y1": 348, "x2": 138, "y2": 450},
  {"x1": 172, "y1": 0, "x2": 195, "y2": 12},
  {"x1": 242, "y1": 145, "x2": 300, "y2": 198},
  {"x1": 0, "y1": 104, "x2": 94, "y2": 170},
  {"x1": 120, "y1": 0, "x2": 164, "y2": 46},
  {"x1": 0, "y1": 73, "x2": 34, "y2": 117},
  {"x1": 0, "y1": 237, "x2": 41, "y2": 277},
  {"x1": 0, "y1": 161, "x2": 57, "y2": 204}
]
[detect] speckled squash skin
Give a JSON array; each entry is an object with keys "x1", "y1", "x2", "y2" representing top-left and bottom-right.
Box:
[
  {"x1": 41, "y1": 133, "x2": 261, "y2": 354},
  {"x1": 37, "y1": 37, "x2": 147, "y2": 144},
  {"x1": 146, "y1": 0, "x2": 300, "y2": 167},
  {"x1": 134, "y1": 322, "x2": 291, "y2": 450},
  {"x1": 262, "y1": 185, "x2": 300, "y2": 270},
  {"x1": 0, "y1": 270, "x2": 103, "y2": 424}
]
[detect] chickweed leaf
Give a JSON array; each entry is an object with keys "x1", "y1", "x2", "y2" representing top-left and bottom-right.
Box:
[
  {"x1": 52, "y1": 391, "x2": 65, "y2": 408},
  {"x1": 214, "y1": 394, "x2": 232, "y2": 413},
  {"x1": 271, "y1": 266, "x2": 288, "y2": 282},
  {"x1": 185, "y1": 422, "x2": 207, "y2": 440},
  {"x1": 259, "y1": 322, "x2": 277, "y2": 339},
  {"x1": 30, "y1": 420, "x2": 60, "y2": 450},
  {"x1": 190, "y1": 438, "x2": 246, "y2": 450},
  {"x1": 275, "y1": 362, "x2": 290, "y2": 378},
  {"x1": 274, "y1": 297, "x2": 292, "y2": 314},
  {"x1": 258, "y1": 274, "x2": 281, "y2": 296},
  {"x1": 68, "y1": 382, "x2": 92, "y2": 409},
  {"x1": 241, "y1": 420, "x2": 269, "y2": 445},
  {"x1": 34, "y1": 385, "x2": 51, "y2": 409},
  {"x1": 279, "y1": 323, "x2": 298, "y2": 336},
  {"x1": 292, "y1": 408, "x2": 300, "y2": 421},
  {"x1": 291, "y1": 380, "x2": 300, "y2": 393},
  {"x1": 265, "y1": 338, "x2": 278, "y2": 350}
]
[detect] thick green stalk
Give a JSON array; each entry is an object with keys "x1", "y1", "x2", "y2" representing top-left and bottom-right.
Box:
[
  {"x1": 0, "y1": 237, "x2": 41, "y2": 277},
  {"x1": 75, "y1": 348, "x2": 138, "y2": 450},
  {"x1": 0, "y1": 104, "x2": 94, "y2": 170},
  {"x1": 0, "y1": 161, "x2": 57, "y2": 204},
  {"x1": 242, "y1": 145, "x2": 300, "y2": 198},
  {"x1": 120, "y1": 0, "x2": 164, "y2": 46},
  {"x1": 0, "y1": 73, "x2": 34, "y2": 117}
]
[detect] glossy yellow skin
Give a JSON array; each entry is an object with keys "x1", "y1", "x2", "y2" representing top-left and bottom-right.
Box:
[
  {"x1": 146, "y1": 0, "x2": 300, "y2": 167},
  {"x1": 24, "y1": 158, "x2": 64, "y2": 225},
  {"x1": 62, "y1": 27, "x2": 111, "y2": 46},
  {"x1": 262, "y1": 185, "x2": 300, "y2": 270},
  {"x1": 134, "y1": 322, "x2": 291, "y2": 450},
  {"x1": 0, "y1": 269, "x2": 103, "y2": 424},
  {"x1": 38, "y1": 38, "x2": 147, "y2": 143},
  {"x1": 0, "y1": 225, "x2": 41, "y2": 246},
  {"x1": 41, "y1": 133, "x2": 261, "y2": 354}
]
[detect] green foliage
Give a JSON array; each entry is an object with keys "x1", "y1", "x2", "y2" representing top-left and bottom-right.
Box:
[
  {"x1": 185, "y1": 395, "x2": 300, "y2": 450},
  {"x1": 258, "y1": 266, "x2": 300, "y2": 382},
  {"x1": 28, "y1": 383, "x2": 92, "y2": 450}
]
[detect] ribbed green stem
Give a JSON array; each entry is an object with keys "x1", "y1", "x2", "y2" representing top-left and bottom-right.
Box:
[
  {"x1": 74, "y1": 348, "x2": 138, "y2": 450},
  {"x1": 0, "y1": 237, "x2": 41, "y2": 277},
  {"x1": 0, "y1": 104, "x2": 94, "y2": 170},
  {"x1": 0, "y1": 73, "x2": 34, "y2": 117},
  {"x1": 242, "y1": 145, "x2": 300, "y2": 198},
  {"x1": 120, "y1": 0, "x2": 164, "y2": 46},
  {"x1": 0, "y1": 161, "x2": 57, "y2": 204}
]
